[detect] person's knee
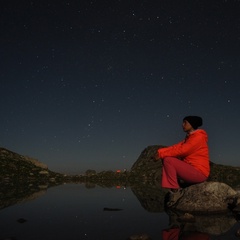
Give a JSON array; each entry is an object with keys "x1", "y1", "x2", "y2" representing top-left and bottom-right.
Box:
[
  {"x1": 163, "y1": 156, "x2": 176, "y2": 165},
  {"x1": 162, "y1": 157, "x2": 181, "y2": 169}
]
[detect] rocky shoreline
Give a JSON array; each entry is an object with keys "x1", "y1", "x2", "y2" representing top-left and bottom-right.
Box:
[
  {"x1": 1, "y1": 146, "x2": 240, "y2": 211},
  {"x1": 2, "y1": 145, "x2": 240, "y2": 187}
]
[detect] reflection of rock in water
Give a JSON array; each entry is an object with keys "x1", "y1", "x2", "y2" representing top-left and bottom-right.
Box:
[
  {"x1": 85, "y1": 182, "x2": 96, "y2": 188},
  {"x1": 0, "y1": 184, "x2": 47, "y2": 210},
  {"x1": 167, "y1": 210, "x2": 237, "y2": 236},
  {"x1": 131, "y1": 184, "x2": 166, "y2": 212},
  {"x1": 127, "y1": 233, "x2": 151, "y2": 240},
  {"x1": 191, "y1": 214, "x2": 236, "y2": 235}
]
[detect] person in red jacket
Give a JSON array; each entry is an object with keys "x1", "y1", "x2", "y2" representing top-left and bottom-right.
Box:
[{"x1": 155, "y1": 116, "x2": 210, "y2": 207}]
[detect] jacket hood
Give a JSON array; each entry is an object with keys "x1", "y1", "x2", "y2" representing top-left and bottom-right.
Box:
[{"x1": 191, "y1": 129, "x2": 208, "y2": 142}]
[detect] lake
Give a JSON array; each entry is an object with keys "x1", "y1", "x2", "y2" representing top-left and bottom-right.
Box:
[{"x1": 0, "y1": 183, "x2": 239, "y2": 240}]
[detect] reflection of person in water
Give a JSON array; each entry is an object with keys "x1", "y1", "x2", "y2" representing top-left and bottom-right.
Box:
[
  {"x1": 155, "y1": 116, "x2": 210, "y2": 207},
  {"x1": 162, "y1": 228, "x2": 210, "y2": 240}
]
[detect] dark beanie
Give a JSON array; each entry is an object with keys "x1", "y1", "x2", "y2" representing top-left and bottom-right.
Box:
[{"x1": 183, "y1": 116, "x2": 203, "y2": 129}]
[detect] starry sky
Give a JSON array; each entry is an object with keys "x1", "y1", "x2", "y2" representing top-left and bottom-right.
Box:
[{"x1": 1, "y1": 0, "x2": 240, "y2": 174}]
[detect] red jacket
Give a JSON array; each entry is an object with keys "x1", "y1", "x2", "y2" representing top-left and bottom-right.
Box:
[{"x1": 158, "y1": 129, "x2": 210, "y2": 177}]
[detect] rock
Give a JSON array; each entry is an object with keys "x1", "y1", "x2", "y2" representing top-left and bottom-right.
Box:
[
  {"x1": 131, "y1": 145, "x2": 163, "y2": 181},
  {"x1": 0, "y1": 147, "x2": 69, "y2": 188},
  {"x1": 173, "y1": 181, "x2": 238, "y2": 213},
  {"x1": 39, "y1": 170, "x2": 49, "y2": 175},
  {"x1": 0, "y1": 148, "x2": 47, "y2": 169}
]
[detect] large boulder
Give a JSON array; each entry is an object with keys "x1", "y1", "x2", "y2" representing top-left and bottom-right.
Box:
[
  {"x1": 131, "y1": 145, "x2": 163, "y2": 182},
  {"x1": 173, "y1": 181, "x2": 238, "y2": 213}
]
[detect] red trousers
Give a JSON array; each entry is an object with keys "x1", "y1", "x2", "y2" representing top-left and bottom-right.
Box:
[{"x1": 162, "y1": 157, "x2": 208, "y2": 189}]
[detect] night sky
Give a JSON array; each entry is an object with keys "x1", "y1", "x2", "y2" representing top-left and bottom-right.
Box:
[{"x1": 1, "y1": 0, "x2": 240, "y2": 174}]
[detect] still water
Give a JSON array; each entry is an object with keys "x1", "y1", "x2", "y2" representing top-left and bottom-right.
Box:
[{"x1": 0, "y1": 183, "x2": 239, "y2": 240}]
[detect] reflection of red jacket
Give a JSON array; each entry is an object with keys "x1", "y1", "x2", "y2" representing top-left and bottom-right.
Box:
[
  {"x1": 162, "y1": 228, "x2": 180, "y2": 240},
  {"x1": 158, "y1": 129, "x2": 210, "y2": 177},
  {"x1": 162, "y1": 228, "x2": 210, "y2": 240}
]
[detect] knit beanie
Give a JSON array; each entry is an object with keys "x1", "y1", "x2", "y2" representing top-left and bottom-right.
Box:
[{"x1": 183, "y1": 116, "x2": 203, "y2": 129}]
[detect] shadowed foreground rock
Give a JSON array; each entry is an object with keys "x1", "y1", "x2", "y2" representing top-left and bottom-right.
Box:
[{"x1": 172, "y1": 181, "x2": 239, "y2": 213}]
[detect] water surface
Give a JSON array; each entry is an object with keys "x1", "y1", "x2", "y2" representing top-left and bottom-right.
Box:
[{"x1": 0, "y1": 184, "x2": 239, "y2": 240}]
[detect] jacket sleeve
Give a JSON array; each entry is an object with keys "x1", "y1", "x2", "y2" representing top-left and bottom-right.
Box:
[{"x1": 158, "y1": 134, "x2": 202, "y2": 159}]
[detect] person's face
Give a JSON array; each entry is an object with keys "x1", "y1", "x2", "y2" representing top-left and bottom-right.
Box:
[{"x1": 182, "y1": 120, "x2": 194, "y2": 133}]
